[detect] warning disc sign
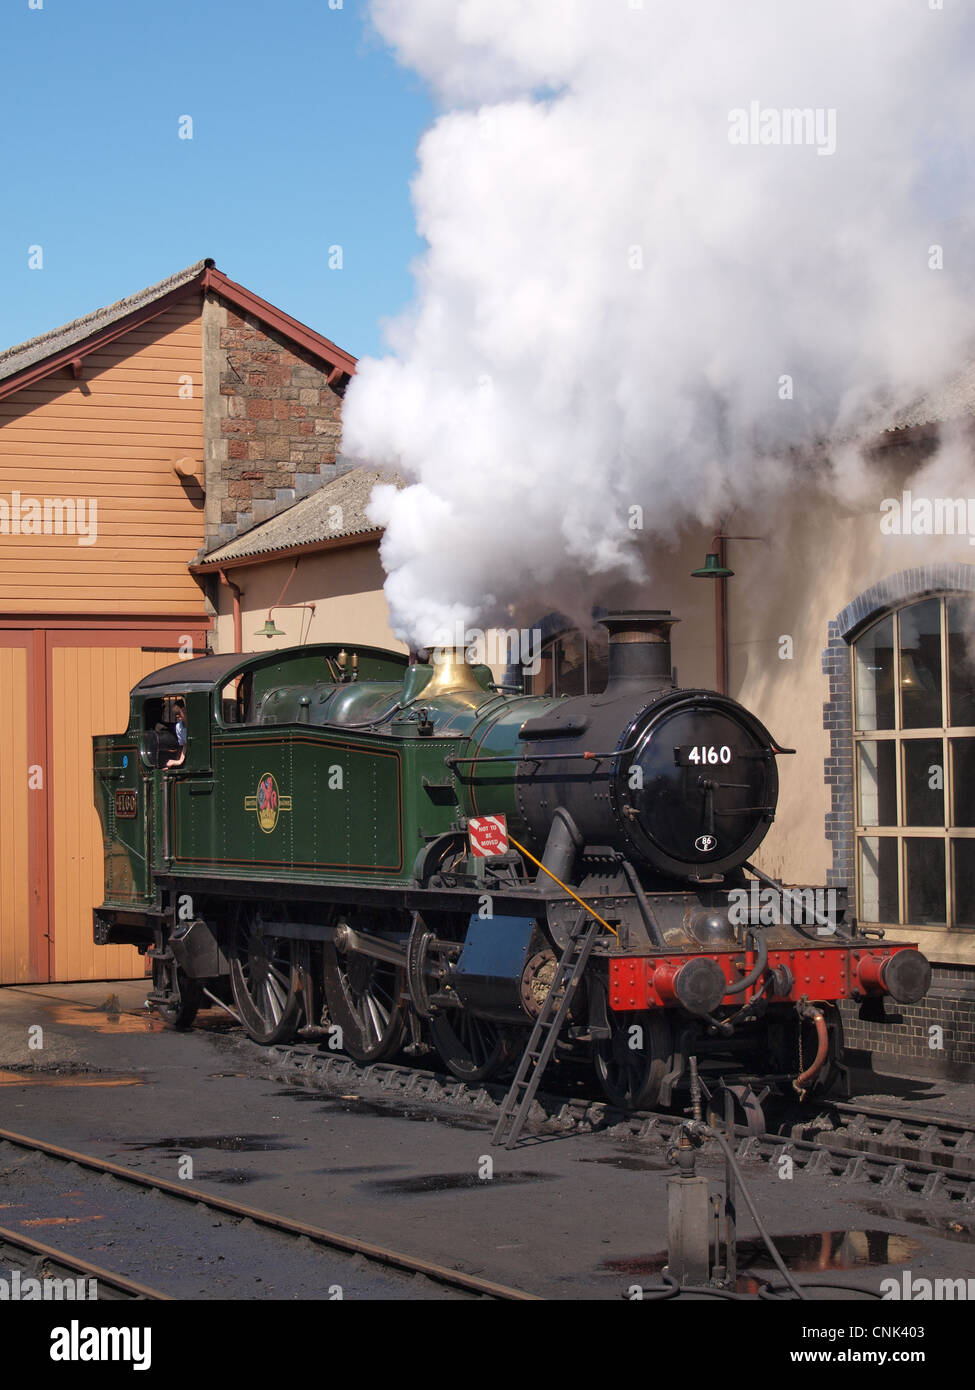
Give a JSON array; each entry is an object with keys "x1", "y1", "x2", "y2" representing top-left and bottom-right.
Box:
[{"x1": 468, "y1": 814, "x2": 509, "y2": 857}]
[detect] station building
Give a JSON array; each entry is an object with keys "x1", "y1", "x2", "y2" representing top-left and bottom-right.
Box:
[
  {"x1": 3, "y1": 259, "x2": 972, "y2": 1083},
  {"x1": 0, "y1": 259, "x2": 356, "y2": 985}
]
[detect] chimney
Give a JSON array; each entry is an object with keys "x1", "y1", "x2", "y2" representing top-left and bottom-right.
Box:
[{"x1": 600, "y1": 610, "x2": 677, "y2": 691}]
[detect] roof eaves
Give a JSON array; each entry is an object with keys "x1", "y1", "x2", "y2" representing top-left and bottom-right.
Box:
[
  {"x1": 0, "y1": 261, "x2": 212, "y2": 403},
  {"x1": 190, "y1": 527, "x2": 383, "y2": 573},
  {"x1": 201, "y1": 268, "x2": 358, "y2": 380},
  {"x1": 0, "y1": 260, "x2": 213, "y2": 401}
]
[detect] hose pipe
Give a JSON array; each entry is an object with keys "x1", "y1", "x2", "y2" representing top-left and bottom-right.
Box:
[
  {"x1": 724, "y1": 928, "x2": 767, "y2": 996},
  {"x1": 793, "y1": 1003, "x2": 829, "y2": 1094}
]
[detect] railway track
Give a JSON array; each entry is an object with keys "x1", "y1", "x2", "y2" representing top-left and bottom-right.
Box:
[
  {"x1": 266, "y1": 1043, "x2": 975, "y2": 1205},
  {"x1": 0, "y1": 1223, "x2": 170, "y2": 1300},
  {"x1": 0, "y1": 1127, "x2": 538, "y2": 1301}
]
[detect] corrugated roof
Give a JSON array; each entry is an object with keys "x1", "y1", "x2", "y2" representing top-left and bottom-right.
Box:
[
  {"x1": 0, "y1": 259, "x2": 212, "y2": 383},
  {"x1": 197, "y1": 465, "x2": 405, "y2": 566}
]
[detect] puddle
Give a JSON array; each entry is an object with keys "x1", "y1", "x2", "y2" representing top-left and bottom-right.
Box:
[
  {"x1": 0, "y1": 1070, "x2": 143, "y2": 1089},
  {"x1": 271, "y1": 1087, "x2": 487, "y2": 1131},
  {"x1": 199, "y1": 1169, "x2": 265, "y2": 1186},
  {"x1": 315, "y1": 1164, "x2": 407, "y2": 1176},
  {"x1": 578, "y1": 1155, "x2": 671, "y2": 1173},
  {"x1": 208, "y1": 1073, "x2": 251, "y2": 1080},
  {"x1": 366, "y1": 1171, "x2": 550, "y2": 1195},
  {"x1": 121, "y1": 1135, "x2": 291, "y2": 1153},
  {"x1": 50, "y1": 1005, "x2": 166, "y2": 1035},
  {"x1": 603, "y1": 1229, "x2": 920, "y2": 1281}
]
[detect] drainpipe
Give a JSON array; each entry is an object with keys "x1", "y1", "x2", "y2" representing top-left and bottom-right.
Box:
[
  {"x1": 218, "y1": 569, "x2": 243, "y2": 653},
  {"x1": 715, "y1": 536, "x2": 728, "y2": 697}
]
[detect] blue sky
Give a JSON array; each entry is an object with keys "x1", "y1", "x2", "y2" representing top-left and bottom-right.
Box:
[{"x1": 0, "y1": 0, "x2": 433, "y2": 360}]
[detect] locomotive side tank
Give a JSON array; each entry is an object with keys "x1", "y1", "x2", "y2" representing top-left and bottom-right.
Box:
[{"x1": 93, "y1": 611, "x2": 931, "y2": 1110}]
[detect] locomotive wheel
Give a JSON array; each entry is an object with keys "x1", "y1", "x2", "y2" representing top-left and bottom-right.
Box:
[
  {"x1": 321, "y1": 943, "x2": 407, "y2": 1064},
  {"x1": 593, "y1": 1010, "x2": 674, "y2": 1110},
  {"x1": 229, "y1": 926, "x2": 302, "y2": 1046},
  {"x1": 428, "y1": 1012, "x2": 511, "y2": 1082},
  {"x1": 151, "y1": 958, "x2": 201, "y2": 1030}
]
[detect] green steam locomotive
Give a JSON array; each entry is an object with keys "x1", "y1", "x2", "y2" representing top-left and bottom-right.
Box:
[{"x1": 93, "y1": 613, "x2": 929, "y2": 1109}]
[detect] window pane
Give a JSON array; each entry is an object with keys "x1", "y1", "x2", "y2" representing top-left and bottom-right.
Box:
[
  {"x1": 951, "y1": 738, "x2": 975, "y2": 827},
  {"x1": 555, "y1": 634, "x2": 586, "y2": 697},
  {"x1": 857, "y1": 741, "x2": 896, "y2": 826},
  {"x1": 855, "y1": 616, "x2": 895, "y2": 730},
  {"x1": 899, "y1": 599, "x2": 943, "y2": 729},
  {"x1": 859, "y1": 836, "x2": 899, "y2": 923},
  {"x1": 585, "y1": 635, "x2": 609, "y2": 695},
  {"x1": 903, "y1": 739, "x2": 945, "y2": 826},
  {"x1": 905, "y1": 838, "x2": 946, "y2": 925},
  {"x1": 947, "y1": 597, "x2": 975, "y2": 727},
  {"x1": 952, "y1": 841, "x2": 975, "y2": 927}
]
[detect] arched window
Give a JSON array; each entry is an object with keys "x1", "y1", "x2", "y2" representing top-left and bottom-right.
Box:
[
  {"x1": 532, "y1": 629, "x2": 609, "y2": 697},
  {"x1": 853, "y1": 595, "x2": 975, "y2": 929}
]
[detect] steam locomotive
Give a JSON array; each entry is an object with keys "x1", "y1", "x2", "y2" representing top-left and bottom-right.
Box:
[{"x1": 93, "y1": 612, "x2": 930, "y2": 1111}]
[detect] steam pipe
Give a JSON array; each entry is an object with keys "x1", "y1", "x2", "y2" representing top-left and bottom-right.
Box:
[
  {"x1": 540, "y1": 808, "x2": 584, "y2": 882},
  {"x1": 617, "y1": 855, "x2": 666, "y2": 947}
]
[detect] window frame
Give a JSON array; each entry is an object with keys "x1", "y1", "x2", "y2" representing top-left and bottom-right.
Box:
[{"x1": 852, "y1": 595, "x2": 975, "y2": 931}]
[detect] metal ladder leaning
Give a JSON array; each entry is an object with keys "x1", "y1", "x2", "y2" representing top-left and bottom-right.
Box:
[{"x1": 491, "y1": 913, "x2": 604, "y2": 1150}]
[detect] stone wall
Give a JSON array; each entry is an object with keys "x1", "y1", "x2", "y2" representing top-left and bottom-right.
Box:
[{"x1": 202, "y1": 293, "x2": 346, "y2": 546}]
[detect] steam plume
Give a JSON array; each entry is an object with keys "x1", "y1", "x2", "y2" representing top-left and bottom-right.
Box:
[{"x1": 342, "y1": 0, "x2": 975, "y2": 644}]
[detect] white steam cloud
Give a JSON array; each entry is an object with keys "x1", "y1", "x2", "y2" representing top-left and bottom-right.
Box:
[{"x1": 342, "y1": 0, "x2": 975, "y2": 645}]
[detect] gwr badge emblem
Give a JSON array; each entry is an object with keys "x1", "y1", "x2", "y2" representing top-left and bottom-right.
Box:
[{"x1": 244, "y1": 773, "x2": 292, "y2": 834}]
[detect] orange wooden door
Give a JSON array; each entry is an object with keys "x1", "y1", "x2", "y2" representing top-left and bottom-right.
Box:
[
  {"x1": 0, "y1": 633, "x2": 33, "y2": 983},
  {"x1": 47, "y1": 629, "x2": 207, "y2": 982}
]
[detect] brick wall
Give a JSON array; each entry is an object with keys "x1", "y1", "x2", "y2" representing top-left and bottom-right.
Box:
[
  {"x1": 823, "y1": 565, "x2": 975, "y2": 1079},
  {"x1": 202, "y1": 295, "x2": 346, "y2": 547},
  {"x1": 839, "y1": 966, "x2": 975, "y2": 1082}
]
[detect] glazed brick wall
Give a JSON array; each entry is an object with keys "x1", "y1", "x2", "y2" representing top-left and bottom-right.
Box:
[
  {"x1": 204, "y1": 298, "x2": 347, "y2": 546},
  {"x1": 839, "y1": 966, "x2": 975, "y2": 1082},
  {"x1": 823, "y1": 564, "x2": 975, "y2": 1080}
]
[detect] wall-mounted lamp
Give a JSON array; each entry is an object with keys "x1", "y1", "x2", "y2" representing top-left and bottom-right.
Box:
[
  {"x1": 690, "y1": 532, "x2": 765, "y2": 693},
  {"x1": 690, "y1": 552, "x2": 735, "y2": 579},
  {"x1": 255, "y1": 603, "x2": 316, "y2": 641}
]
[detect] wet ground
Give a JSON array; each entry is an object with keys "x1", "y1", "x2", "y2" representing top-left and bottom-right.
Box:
[{"x1": 1, "y1": 980, "x2": 973, "y2": 1301}]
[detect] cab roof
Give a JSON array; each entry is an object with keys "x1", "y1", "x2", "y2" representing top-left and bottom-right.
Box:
[{"x1": 131, "y1": 644, "x2": 408, "y2": 694}]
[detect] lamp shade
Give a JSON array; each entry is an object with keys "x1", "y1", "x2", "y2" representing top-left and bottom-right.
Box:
[
  {"x1": 256, "y1": 617, "x2": 286, "y2": 638},
  {"x1": 691, "y1": 552, "x2": 735, "y2": 579}
]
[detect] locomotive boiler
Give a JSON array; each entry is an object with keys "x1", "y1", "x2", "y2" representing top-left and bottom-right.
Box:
[{"x1": 93, "y1": 611, "x2": 931, "y2": 1113}]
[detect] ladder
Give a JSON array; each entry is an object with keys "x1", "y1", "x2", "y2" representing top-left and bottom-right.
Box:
[{"x1": 491, "y1": 913, "x2": 604, "y2": 1149}]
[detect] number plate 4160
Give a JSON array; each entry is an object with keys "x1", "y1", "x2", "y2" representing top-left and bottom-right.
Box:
[{"x1": 675, "y1": 745, "x2": 734, "y2": 767}]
